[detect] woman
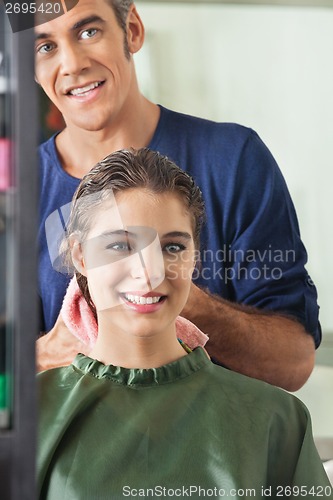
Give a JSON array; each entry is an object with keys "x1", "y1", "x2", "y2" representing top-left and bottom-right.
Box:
[{"x1": 38, "y1": 148, "x2": 331, "y2": 499}]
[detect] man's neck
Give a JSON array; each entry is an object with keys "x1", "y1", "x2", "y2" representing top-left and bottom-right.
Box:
[{"x1": 55, "y1": 96, "x2": 160, "y2": 179}]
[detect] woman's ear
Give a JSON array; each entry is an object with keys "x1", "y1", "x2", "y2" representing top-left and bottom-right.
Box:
[
  {"x1": 70, "y1": 239, "x2": 87, "y2": 276},
  {"x1": 126, "y1": 4, "x2": 145, "y2": 54}
]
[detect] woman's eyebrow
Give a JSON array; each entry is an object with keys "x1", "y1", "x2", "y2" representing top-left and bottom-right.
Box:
[
  {"x1": 162, "y1": 232, "x2": 192, "y2": 240},
  {"x1": 97, "y1": 230, "x2": 192, "y2": 240},
  {"x1": 98, "y1": 230, "x2": 137, "y2": 239}
]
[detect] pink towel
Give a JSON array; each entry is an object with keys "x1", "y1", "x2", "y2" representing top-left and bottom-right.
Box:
[{"x1": 61, "y1": 276, "x2": 209, "y2": 349}]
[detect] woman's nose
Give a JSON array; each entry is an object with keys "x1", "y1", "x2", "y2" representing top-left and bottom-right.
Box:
[{"x1": 131, "y1": 236, "x2": 165, "y2": 290}]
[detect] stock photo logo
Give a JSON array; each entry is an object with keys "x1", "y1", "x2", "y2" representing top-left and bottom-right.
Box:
[{"x1": 2, "y1": 0, "x2": 79, "y2": 33}]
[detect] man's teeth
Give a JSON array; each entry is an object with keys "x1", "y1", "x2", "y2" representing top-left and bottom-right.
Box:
[
  {"x1": 69, "y1": 82, "x2": 101, "y2": 96},
  {"x1": 124, "y1": 294, "x2": 162, "y2": 305}
]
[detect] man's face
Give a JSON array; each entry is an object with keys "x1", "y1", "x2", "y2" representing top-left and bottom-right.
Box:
[{"x1": 34, "y1": 0, "x2": 142, "y2": 133}]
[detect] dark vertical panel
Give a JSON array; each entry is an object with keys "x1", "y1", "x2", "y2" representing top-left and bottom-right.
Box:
[
  {"x1": 0, "y1": 9, "x2": 38, "y2": 500},
  {"x1": 11, "y1": 26, "x2": 38, "y2": 500}
]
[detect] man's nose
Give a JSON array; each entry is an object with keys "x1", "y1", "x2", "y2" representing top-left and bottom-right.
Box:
[{"x1": 59, "y1": 43, "x2": 90, "y2": 76}]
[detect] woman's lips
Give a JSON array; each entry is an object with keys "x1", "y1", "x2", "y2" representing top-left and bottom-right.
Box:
[{"x1": 121, "y1": 293, "x2": 166, "y2": 313}]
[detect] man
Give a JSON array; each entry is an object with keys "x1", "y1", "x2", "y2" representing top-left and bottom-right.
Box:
[{"x1": 35, "y1": 0, "x2": 319, "y2": 390}]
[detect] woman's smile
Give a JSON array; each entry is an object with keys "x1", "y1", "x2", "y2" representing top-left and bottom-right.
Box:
[{"x1": 121, "y1": 292, "x2": 167, "y2": 313}]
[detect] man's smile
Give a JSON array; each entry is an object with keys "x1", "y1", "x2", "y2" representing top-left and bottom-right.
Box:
[{"x1": 66, "y1": 80, "x2": 105, "y2": 96}]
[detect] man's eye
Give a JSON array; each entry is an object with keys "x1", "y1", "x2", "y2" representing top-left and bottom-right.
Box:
[
  {"x1": 164, "y1": 243, "x2": 186, "y2": 253},
  {"x1": 80, "y1": 28, "x2": 98, "y2": 40},
  {"x1": 37, "y1": 43, "x2": 54, "y2": 54}
]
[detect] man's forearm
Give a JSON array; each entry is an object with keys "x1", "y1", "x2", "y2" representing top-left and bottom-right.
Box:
[{"x1": 181, "y1": 285, "x2": 315, "y2": 391}]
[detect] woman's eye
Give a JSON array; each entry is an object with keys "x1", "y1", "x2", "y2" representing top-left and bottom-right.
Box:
[
  {"x1": 80, "y1": 28, "x2": 98, "y2": 40},
  {"x1": 164, "y1": 243, "x2": 186, "y2": 253},
  {"x1": 37, "y1": 43, "x2": 55, "y2": 54},
  {"x1": 107, "y1": 242, "x2": 131, "y2": 252}
]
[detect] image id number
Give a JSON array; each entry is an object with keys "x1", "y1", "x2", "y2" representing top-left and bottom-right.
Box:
[{"x1": 5, "y1": 2, "x2": 61, "y2": 15}]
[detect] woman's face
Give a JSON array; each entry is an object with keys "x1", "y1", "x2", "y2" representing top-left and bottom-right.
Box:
[{"x1": 73, "y1": 188, "x2": 196, "y2": 339}]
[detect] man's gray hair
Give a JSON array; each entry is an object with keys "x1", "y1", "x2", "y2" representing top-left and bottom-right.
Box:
[
  {"x1": 108, "y1": 0, "x2": 134, "y2": 59},
  {"x1": 110, "y1": 0, "x2": 133, "y2": 33}
]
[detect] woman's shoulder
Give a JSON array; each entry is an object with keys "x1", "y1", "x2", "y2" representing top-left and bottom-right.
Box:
[
  {"x1": 205, "y1": 361, "x2": 310, "y2": 425},
  {"x1": 37, "y1": 364, "x2": 81, "y2": 404}
]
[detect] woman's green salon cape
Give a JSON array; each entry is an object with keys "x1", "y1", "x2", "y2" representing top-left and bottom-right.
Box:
[{"x1": 37, "y1": 348, "x2": 332, "y2": 499}]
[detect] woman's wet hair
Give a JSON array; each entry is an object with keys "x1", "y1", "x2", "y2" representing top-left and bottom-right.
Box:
[{"x1": 65, "y1": 147, "x2": 205, "y2": 318}]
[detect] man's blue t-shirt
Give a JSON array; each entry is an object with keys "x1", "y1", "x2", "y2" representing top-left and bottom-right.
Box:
[{"x1": 39, "y1": 106, "x2": 321, "y2": 346}]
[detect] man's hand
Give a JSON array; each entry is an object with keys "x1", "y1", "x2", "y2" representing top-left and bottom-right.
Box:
[
  {"x1": 180, "y1": 283, "x2": 315, "y2": 391},
  {"x1": 36, "y1": 313, "x2": 91, "y2": 373}
]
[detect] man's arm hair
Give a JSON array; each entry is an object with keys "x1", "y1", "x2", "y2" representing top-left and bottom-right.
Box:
[{"x1": 181, "y1": 283, "x2": 315, "y2": 392}]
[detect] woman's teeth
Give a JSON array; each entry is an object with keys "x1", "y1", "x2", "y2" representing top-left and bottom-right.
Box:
[{"x1": 124, "y1": 294, "x2": 162, "y2": 305}]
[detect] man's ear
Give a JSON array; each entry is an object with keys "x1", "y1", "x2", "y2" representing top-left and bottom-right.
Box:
[
  {"x1": 126, "y1": 4, "x2": 145, "y2": 54},
  {"x1": 70, "y1": 239, "x2": 87, "y2": 276}
]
